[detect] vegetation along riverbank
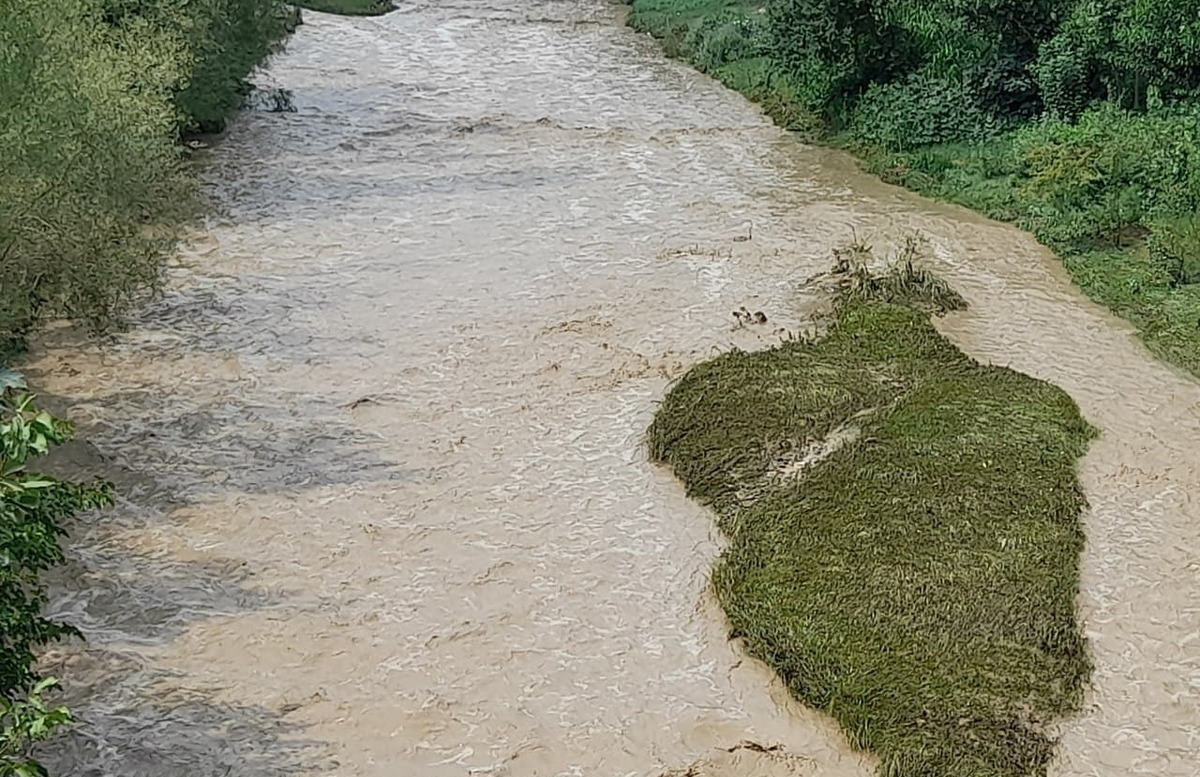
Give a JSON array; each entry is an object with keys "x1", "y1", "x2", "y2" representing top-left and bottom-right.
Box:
[
  {"x1": 0, "y1": 0, "x2": 374, "y2": 771},
  {"x1": 293, "y1": 0, "x2": 397, "y2": 16},
  {"x1": 649, "y1": 246, "x2": 1096, "y2": 776},
  {"x1": 629, "y1": 0, "x2": 1200, "y2": 375}
]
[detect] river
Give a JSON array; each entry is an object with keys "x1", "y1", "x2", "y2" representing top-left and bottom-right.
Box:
[{"x1": 29, "y1": 1, "x2": 1198, "y2": 775}]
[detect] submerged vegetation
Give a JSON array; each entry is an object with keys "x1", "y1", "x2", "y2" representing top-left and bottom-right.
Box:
[
  {"x1": 629, "y1": 0, "x2": 1200, "y2": 375},
  {"x1": 649, "y1": 247, "x2": 1095, "y2": 776},
  {"x1": 293, "y1": 0, "x2": 397, "y2": 16}
]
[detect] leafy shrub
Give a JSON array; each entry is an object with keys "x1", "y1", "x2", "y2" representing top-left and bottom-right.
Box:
[
  {"x1": 1111, "y1": 0, "x2": 1200, "y2": 104},
  {"x1": 0, "y1": 0, "x2": 293, "y2": 347},
  {"x1": 1032, "y1": 1, "x2": 1112, "y2": 119},
  {"x1": 852, "y1": 72, "x2": 995, "y2": 150},
  {"x1": 0, "y1": 3, "x2": 187, "y2": 343},
  {"x1": 1148, "y1": 215, "x2": 1200, "y2": 287},
  {"x1": 0, "y1": 372, "x2": 112, "y2": 776},
  {"x1": 1013, "y1": 106, "x2": 1200, "y2": 249},
  {"x1": 166, "y1": 0, "x2": 300, "y2": 132},
  {"x1": 964, "y1": 51, "x2": 1041, "y2": 123},
  {"x1": 768, "y1": 0, "x2": 917, "y2": 118},
  {"x1": 0, "y1": 381, "x2": 113, "y2": 696},
  {"x1": 0, "y1": 679, "x2": 73, "y2": 777}
]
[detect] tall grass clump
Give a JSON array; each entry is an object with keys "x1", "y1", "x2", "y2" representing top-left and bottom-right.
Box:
[{"x1": 648, "y1": 248, "x2": 1094, "y2": 776}]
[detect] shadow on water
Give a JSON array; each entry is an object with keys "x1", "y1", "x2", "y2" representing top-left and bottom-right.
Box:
[
  {"x1": 29, "y1": 469, "x2": 332, "y2": 776},
  {"x1": 39, "y1": 648, "x2": 329, "y2": 777},
  {"x1": 23, "y1": 364, "x2": 394, "y2": 774},
  {"x1": 34, "y1": 384, "x2": 419, "y2": 500}
]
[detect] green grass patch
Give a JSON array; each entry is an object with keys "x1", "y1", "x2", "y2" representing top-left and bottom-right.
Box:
[
  {"x1": 628, "y1": 0, "x2": 820, "y2": 133},
  {"x1": 292, "y1": 0, "x2": 396, "y2": 16},
  {"x1": 648, "y1": 251, "x2": 1095, "y2": 776}
]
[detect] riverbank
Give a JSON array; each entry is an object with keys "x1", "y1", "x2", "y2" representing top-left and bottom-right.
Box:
[
  {"x1": 649, "y1": 248, "x2": 1095, "y2": 776},
  {"x1": 0, "y1": 0, "x2": 392, "y2": 360},
  {"x1": 627, "y1": 0, "x2": 1200, "y2": 377},
  {"x1": 0, "y1": 2, "x2": 399, "y2": 772},
  {"x1": 0, "y1": 2, "x2": 304, "y2": 770},
  {"x1": 0, "y1": 1, "x2": 299, "y2": 358}
]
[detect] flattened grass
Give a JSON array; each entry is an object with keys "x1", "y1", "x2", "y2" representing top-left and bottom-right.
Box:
[{"x1": 649, "y1": 256, "x2": 1094, "y2": 776}]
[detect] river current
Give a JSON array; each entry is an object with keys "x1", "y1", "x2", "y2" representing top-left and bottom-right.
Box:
[{"x1": 29, "y1": 2, "x2": 1198, "y2": 775}]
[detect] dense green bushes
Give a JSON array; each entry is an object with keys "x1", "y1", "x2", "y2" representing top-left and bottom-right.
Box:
[
  {"x1": 628, "y1": 0, "x2": 1064, "y2": 137},
  {"x1": 0, "y1": 383, "x2": 111, "y2": 695},
  {"x1": 852, "y1": 72, "x2": 995, "y2": 150},
  {"x1": 0, "y1": 0, "x2": 296, "y2": 353},
  {"x1": 630, "y1": 0, "x2": 1200, "y2": 376},
  {"x1": 759, "y1": 0, "x2": 1200, "y2": 132}
]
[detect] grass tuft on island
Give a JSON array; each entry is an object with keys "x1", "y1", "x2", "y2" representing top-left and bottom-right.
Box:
[
  {"x1": 292, "y1": 0, "x2": 396, "y2": 16},
  {"x1": 648, "y1": 246, "x2": 1095, "y2": 777}
]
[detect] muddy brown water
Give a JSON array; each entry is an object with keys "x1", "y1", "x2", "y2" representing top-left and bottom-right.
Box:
[{"x1": 27, "y1": 1, "x2": 1198, "y2": 775}]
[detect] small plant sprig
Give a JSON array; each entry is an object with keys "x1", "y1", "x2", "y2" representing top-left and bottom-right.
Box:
[
  {"x1": 0, "y1": 679, "x2": 73, "y2": 777},
  {"x1": 0, "y1": 368, "x2": 113, "y2": 776}
]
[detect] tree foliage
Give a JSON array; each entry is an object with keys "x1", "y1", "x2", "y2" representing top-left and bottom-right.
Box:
[
  {"x1": 760, "y1": 0, "x2": 1200, "y2": 140},
  {"x1": 0, "y1": 383, "x2": 112, "y2": 698},
  {"x1": 0, "y1": 4, "x2": 292, "y2": 771},
  {"x1": 0, "y1": 0, "x2": 295, "y2": 350}
]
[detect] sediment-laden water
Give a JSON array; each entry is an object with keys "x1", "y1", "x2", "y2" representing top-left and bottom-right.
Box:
[{"x1": 28, "y1": 2, "x2": 1198, "y2": 775}]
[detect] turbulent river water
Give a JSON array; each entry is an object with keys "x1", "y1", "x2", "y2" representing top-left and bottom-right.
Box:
[{"x1": 27, "y1": 1, "x2": 1199, "y2": 775}]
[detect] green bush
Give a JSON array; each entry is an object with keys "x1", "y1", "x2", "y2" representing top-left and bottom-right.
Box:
[
  {"x1": 1031, "y1": 1, "x2": 1111, "y2": 119},
  {"x1": 768, "y1": 0, "x2": 917, "y2": 118},
  {"x1": 166, "y1": 0, "x2": 300, "y2": 132},
  {"x1": 963, "y1": 51, "x2": 1042, "y2": 123},
  {"x1": 0, "y1": 0, "x2": 294, "y2": 348},
  {"x1": 1148, "y1": 215, "x2": 1200, "y2": 287},
  {"x1": 0, "y1": 2, "x2": 188, "y2": 345},
  {"x1": 852, "y1": 72, "x2": 996, "y2": 150},
  {"x1": 0, "y1": 678, "x2": 73, "y2": 777},
  {"x1": 0, "y1": 372, "x2": 112, "y2": 776},
  {"x1": 1110, "y1": 0, "x2": 1200, "y2": 105},
  {"x1": 1012, "y1": 106, "x2": 1200, "y2": 250},
  {"x1": 660, "y1": 0, "x2": 1200, "y2": 131},
  {"x1": 0, "y1": 382, "x2": 112, "y2": 697}
]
